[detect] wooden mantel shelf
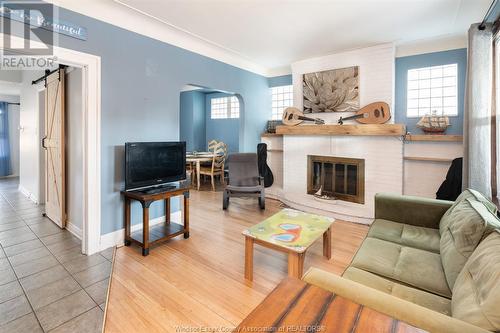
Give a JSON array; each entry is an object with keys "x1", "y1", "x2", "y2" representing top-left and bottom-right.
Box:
[
  {"x1": 261, "y1": 132, "x2": 282, "y2": 137},
  {"x1": 275, "y1": 124, "x2": 406, "y2": 136}
]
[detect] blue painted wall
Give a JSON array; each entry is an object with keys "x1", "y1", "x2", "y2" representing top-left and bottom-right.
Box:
[
  {"x1": 395, "y1": 49, "x2": 467, "y2": 135},
  {"x1": 1, "y1": 4, "x2": 270, "y2": 234},
  {"x1": 205, "y1": 93, "x2": 240, "y2": 153},
  {"x1": 268, "y1": 74, "x2": 292, "y2": 87},
  {"x1": 192, "y1": 92, "x2": 206, "y2": 151},
  {"x1": 180, "y1": 91, "x2": 206, "y2": 151},
  {"x1": 180, "y1": 92, "x2": 194, "y2": 150}
]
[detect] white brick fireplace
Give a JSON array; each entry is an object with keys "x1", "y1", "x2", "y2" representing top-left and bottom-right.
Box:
[
  {"x1": 281, "y1": 134, "x2": 403, "y2": 224},
  {"x1": 280, "y1": 43, "x2": 401, "y2": 223},
  {"x1": 262, "y1": 42, "x2": 462, "y2": 225}
]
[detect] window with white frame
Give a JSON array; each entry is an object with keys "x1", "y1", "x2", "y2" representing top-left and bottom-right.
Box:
[
  {"x1": 407, "y1": 64, "x2": 458, "y2": 118},
  {"x1": 229, "y1": 96, "x2": 240, "y2": 118},
  {"x1": 210, "y1": 96, "x2": 240, "y2": 119},
  {"x1": 271, "y1": 85, "x2": 293, "y2": 120}
]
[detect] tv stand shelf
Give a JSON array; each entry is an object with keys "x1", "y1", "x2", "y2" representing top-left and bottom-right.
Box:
[
  {"x1": 121, "y1": 181, "x2": 190, "y2": 256},
  {"x1": 130, "y1": 222, "x2": 185, "y2": 245}
]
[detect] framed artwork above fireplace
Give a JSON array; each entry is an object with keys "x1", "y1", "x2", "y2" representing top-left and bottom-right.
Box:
[{"x1": 303, "y1": 66, "x2": 360, "y2": 113}]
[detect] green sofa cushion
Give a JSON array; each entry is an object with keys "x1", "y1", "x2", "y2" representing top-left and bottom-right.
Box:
[
  {"x1": 343, "y1": 266, "x2": 451, "y2": 315},
  {"x1": 439, "y1": 198, "x2": 500, "y2": 290},
  {"x1": 368, "y1": 219, "x2": 440, "y2": 253},
  {"x1": 350, "y1": 237, "x2": 452, "y2": 298},
  {"x1": 451, "y1": 232, "x2": 500, "y2": 331}
]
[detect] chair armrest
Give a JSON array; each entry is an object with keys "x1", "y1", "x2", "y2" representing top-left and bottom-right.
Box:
[
  {"x1": 302, "y1": 268, "x2": 489, "y2": 333},
  {"x1": 375, "y1": 193, "x2": 453, "y2": 229}
]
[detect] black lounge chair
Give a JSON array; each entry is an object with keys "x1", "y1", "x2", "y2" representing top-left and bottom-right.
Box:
[{"x1": 223, "y1": 153, "x2": 265, "y2": 210}]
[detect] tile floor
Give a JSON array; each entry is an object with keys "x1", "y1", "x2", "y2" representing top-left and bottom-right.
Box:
[{"x1": 0, "y1": 178, "x2": 113, "y2": 332}]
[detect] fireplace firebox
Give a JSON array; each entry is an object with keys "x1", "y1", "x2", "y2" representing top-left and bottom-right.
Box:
[{"x1": 307, "y1": 155, "x2": 365, "y2": 204}]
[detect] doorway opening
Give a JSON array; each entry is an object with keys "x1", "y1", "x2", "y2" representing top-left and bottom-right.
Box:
[
  {"x1": 179, "y1": 84, "x2": 243, "y2": 153},
  {"x1": 0, "y1": 32, "x2": 102, "y2": 255},
  {"x1": 179, "y1": 84, "x2": 243, "y2": 191},
  {"x1": 0, "y1": 84, "x2": 20, "y2": 181},
  {"x1": 0, "y1": 65, "x2": 85, "y2": 245}
]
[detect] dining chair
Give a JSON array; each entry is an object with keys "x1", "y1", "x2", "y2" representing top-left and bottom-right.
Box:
[
  {"x1": 201, "y1": 139, "x2": 220, "y2": 168},
  {"x1": 208, "y1": 139, "x2": 219, "y2": 152},
  {"x1": 199, "y1": 142, "x2": 227, "y2": 191}
]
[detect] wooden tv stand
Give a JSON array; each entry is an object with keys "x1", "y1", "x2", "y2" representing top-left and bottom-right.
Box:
[{"x1": 121, "y1": 181, "x2": 190, "y2": 256}]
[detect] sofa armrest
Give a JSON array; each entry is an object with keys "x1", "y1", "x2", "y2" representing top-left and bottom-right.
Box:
[
  {"x1": 375, "y1": 193, "x2": 453, "y2": 229},
  {"x1": 302, "y1": 268, "x2": 489, "y2": 333}
]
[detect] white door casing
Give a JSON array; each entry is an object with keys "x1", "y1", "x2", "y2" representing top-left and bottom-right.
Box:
[{"x1": 0, "y1": 32, "x2": 102, "y2": 255}]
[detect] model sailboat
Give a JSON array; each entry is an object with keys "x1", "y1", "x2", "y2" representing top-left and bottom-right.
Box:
[
  {"x1": 313, "y1": 186, "x2": 336, "y2": 201},
  {"x1": 416, "y1": 110, "x2": 450, "y2": 134}
]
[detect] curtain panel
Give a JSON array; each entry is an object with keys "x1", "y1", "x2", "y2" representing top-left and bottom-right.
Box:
[
  {"x1": 0, "y1": 102, "x2": 11, "y2": 177},
  {"x1": 463, "y1": 23, "x2": 494, "y2": 198},
  {"x1": 495, "y1": 29, "x2": 500, "y2": 202}
]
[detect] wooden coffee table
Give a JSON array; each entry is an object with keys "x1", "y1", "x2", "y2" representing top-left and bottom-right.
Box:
[
  {"x1": 242, "y1": 208, "x2": 333, "y2": 281},
  {"x1": 235, "y1": 277, "x2": 427, "y2": 333}
]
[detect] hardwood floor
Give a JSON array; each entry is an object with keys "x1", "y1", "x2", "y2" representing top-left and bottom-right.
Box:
[{"x1": 104, "y1": 189, "x2": 368, "y2": 333}]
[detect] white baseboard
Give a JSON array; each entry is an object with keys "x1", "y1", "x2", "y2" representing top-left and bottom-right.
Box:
[
  {"x1": 99, "y1": 228, "x2": 124, "y2": 253},
  {"x1": 265, "y1": 188, "x2": 283, "y2": 200},
  {"x1": 18, "y1": 185, "x2": 39, "y2": 204},
  {"x1": 66, "y1": 220, "x2": 83, "y2": 240},
  {"x1": 99, "y1": 211, "x2": 182, "y2": 251}
]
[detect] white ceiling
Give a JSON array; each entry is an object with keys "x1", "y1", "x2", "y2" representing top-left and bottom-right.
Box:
[
  {"x1": 49, "y1": 0, "x2": 489, "y2": 76},
  {"x1": 114, "y1": 0, "x2": 489, "y2": 71}
]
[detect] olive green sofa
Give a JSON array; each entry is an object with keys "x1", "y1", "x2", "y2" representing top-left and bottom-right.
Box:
[{"x1": 303, "y1": 189, "x2": 500, "y2": 333}]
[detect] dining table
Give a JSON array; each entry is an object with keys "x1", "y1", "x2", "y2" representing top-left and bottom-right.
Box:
[{"x1": 186, "y1": 152, "x2": 214, "y2": 190}]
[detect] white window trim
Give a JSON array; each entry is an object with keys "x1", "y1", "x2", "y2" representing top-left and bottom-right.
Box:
[
  {"x1": 210, "y1": 96, "x2": 239, "y2": 119},
  {"x1": 271, "y1": 85, "x2": 293, "y2": 120},
  {"x1": 406, "y1": 63, "x2": 459, "y2": 119}
]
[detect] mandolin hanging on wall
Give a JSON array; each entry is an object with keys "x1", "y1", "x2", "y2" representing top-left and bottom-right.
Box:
[
  {"x1": 338, "y1": 102, "x2": 391, "y2": 125},
  {"x1": 282, "y1": 107, "x2": 325, "y2": 126}
]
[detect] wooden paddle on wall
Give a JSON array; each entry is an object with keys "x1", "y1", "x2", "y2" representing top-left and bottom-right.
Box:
[{"x1": 338, "y1": 102, "x2": 391, "y2": 125}]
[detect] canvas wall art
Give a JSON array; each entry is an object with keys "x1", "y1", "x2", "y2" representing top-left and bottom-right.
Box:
[{"x1": 303, "y1": 66, "x2": 359, "y2": 113}]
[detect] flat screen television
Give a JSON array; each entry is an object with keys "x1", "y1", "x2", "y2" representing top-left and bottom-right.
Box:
[{"x1": 125, "y1": 142, "x2": 186, "y2": 191}]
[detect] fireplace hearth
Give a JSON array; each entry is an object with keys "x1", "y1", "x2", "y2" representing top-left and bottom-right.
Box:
[{"x1": 307, "y1": 155, "x2": 365, "y2": 204}]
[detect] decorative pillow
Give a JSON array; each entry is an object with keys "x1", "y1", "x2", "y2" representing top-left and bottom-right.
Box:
[
  {"x1": 451, "y1": 231, "x2": 500, "y2": 331},
  {"x1": 465, "y1": 188, "x2": 498, "y2": 215},
  {"x1": 440, "y1": 189, "x2": 497, "y2": 233},
  {"x1": 439, "y1": 198, "x2": 500, "y2": 289}
]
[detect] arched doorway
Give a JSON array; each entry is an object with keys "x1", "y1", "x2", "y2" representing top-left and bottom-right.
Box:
[{"x1": 179, "y1": 84, "x2": 243, "y2": 153}]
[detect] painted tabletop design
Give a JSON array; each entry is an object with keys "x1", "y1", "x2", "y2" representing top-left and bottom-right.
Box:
[{"x1": 243, "y1": 208, "x2": 334, "y2": 252}]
